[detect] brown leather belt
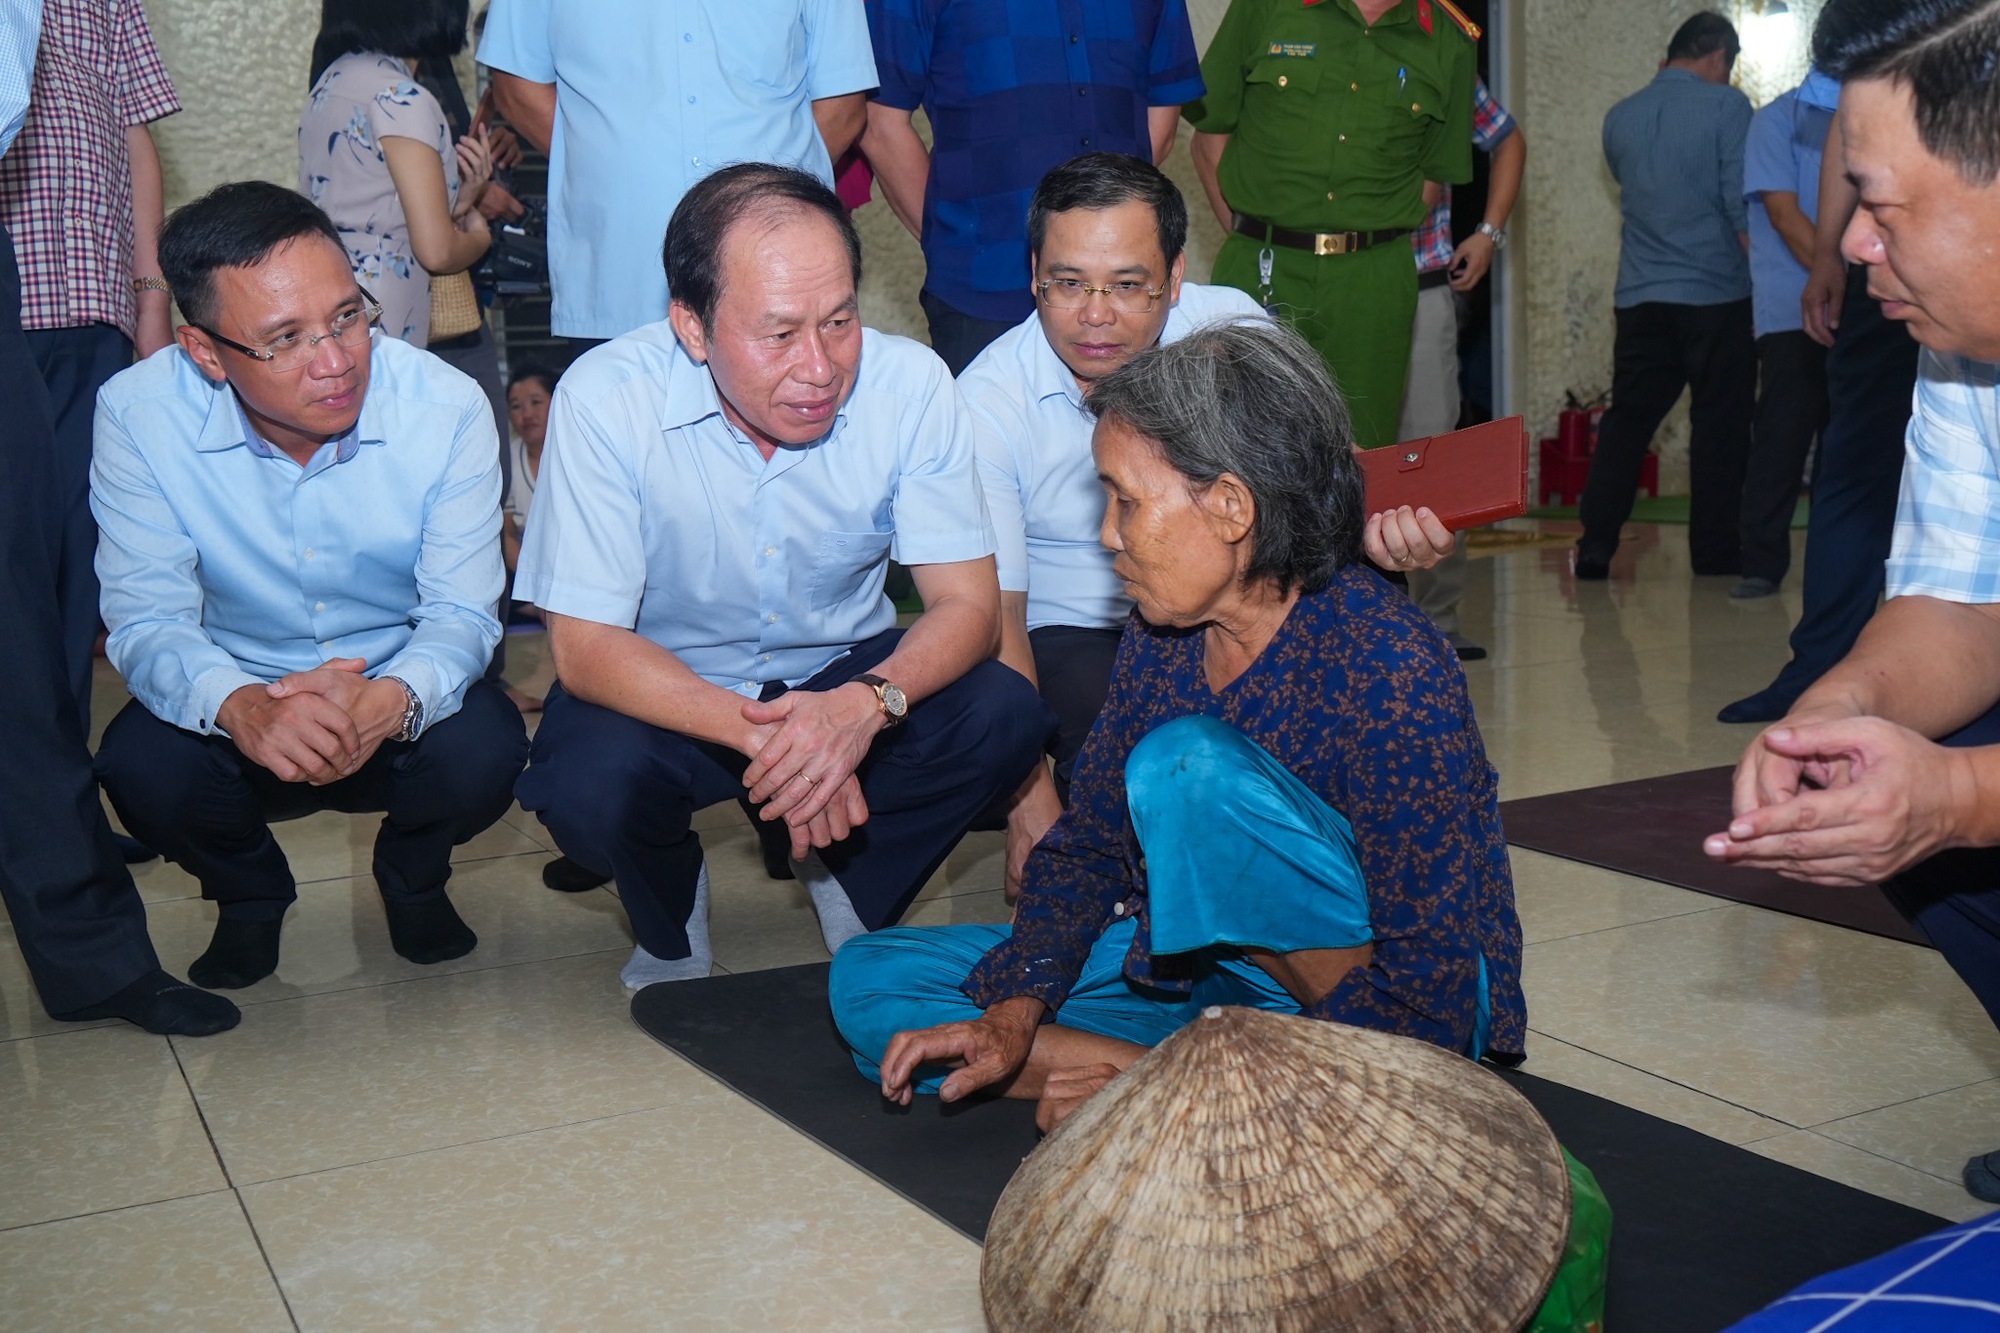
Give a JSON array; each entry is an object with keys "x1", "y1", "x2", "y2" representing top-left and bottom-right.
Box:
[{"x1": 1233, "y1": 213, "x2": 1408, "y2": 257}]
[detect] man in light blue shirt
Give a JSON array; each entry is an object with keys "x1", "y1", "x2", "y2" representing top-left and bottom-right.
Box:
[
  {"x1": 1732, "y1": 76, "x2": 1835, "y2": 600},
  {"x1": 1577, "y1": 12, "x2": 1756, "y2": 581},
  {"x1": 514, "y1": 164, "x2": 1048, "y2": 988},
  {"x1": 1708, "y1": 0, "x2": 2000, "y2": 1205},
  {"x1": 965, "y1": 153, "x2": 1452, "y2": 897},
  {"x1": 91, "y1": 183, "x2": 529, "y2": 993},
  {"x1": 479, "y1": 0, "x2": 878, "y2": 342}
]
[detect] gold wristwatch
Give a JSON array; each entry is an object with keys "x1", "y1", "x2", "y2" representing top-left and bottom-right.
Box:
[{"x1": 853, "y1": 673, "x2": 908, "y2": 725}]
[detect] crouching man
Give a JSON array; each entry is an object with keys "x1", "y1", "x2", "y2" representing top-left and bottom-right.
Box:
[
  {"x1": 93, "y1": 182, "x2": 528, "y2": 990},
  {"x1": 514, "y1": 163, "x2": 1050, "y2": 987}
]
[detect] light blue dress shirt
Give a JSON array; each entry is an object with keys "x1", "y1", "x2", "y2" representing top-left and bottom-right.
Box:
[
  {"x1": 516, "y1": 321, "x2": 994, "y2": 696},
  {"x1": 961, "y1": 281, "x2": 1264, "y2": 632},
  {"x1": 1602, "y1": 67, "x2": 1754, "y2": 308},
  {"x1": 477, "y1": 0, "x2": 878, "y2": 339},
  {"x1": 1887, "y1": 351, "x2": 2000, "y2": 604},
  {"x1": 1744, "y1": 87, "x2": 1832, "y2": 339},
  {"x1": 0, "y1": 0, "x2": 41, "y2": 159},
  {"x1": 91, "y1": 334, "x2": 505, "y2": 737}
]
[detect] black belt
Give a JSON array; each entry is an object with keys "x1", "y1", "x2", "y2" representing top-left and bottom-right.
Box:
[
  {"x1": 1232, "y1": 213, "x2": 1408, "y2": 256},
  {"x1": 1417, "y1": 268, "x2": 1453, "y2": 291}
]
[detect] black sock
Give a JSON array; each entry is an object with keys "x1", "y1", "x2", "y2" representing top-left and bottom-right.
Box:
[
  {"x1": 188, "y1": 916, "x2": 284, "y2": 990},
  {"x1": 383, "y1": 894, "x2": 477, "y2": 965},
  {"x1": 62, "y1": 969, "x2": 241, "y2": 1037}
]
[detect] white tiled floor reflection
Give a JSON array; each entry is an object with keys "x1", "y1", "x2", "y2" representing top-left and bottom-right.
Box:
[{"x1": 6, "y1": 522, "x2": 1994, "y2": 1326}]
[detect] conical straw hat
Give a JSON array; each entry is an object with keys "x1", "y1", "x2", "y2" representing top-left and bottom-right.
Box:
[{"x1": 982, "y1": 1006, "x2": 1571, "y2": 1332}]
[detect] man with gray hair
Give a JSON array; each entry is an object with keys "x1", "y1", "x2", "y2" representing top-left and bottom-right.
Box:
[
  {"x1": 513, "y1": 163, "x2": 1050, "y2": 987},
  {"x1": 1705, "y1": 0, "x2": 2000, "y2": 1203}
]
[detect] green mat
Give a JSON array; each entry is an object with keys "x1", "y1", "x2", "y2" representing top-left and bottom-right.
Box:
[{"x1": 1527, "y1": 494, "x2": 1809, "y2": 527}]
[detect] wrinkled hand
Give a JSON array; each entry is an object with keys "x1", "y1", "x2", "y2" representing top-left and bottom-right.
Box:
[
  {"x1": 216, "y1": 680, "x2": 363, "y2": 785},
  {"x1": 1036, "y1": 1063, "x2": 1122, "y2": 1133},
  {"x1": 1704, "y1": 715, "x2": 1966, "y2": 886},
  {"x1": 1446, "y1": 232, "x2": 1495, "y2": 292},
  {"x1": 453, "y1": 127, "x2": 494, "y2": 218},
  {"x1": 1801, "y1": 254, "x2": 1847, "y2": 348},
  {"x1": 476, "y1": 181, "x2": 527, "y2": 223},
  {"x1": 1364, "y1": 505, "x2": 1455, "y2": 573},
  {"x1": 878, "y1": 997, "x2": 1043, "y2": 1106},
  {"x1": 740, "y1": 686, "x2": 880, "y2": 857},
  {"x1": 1004, "y1": 769, "x2": 1063, "y2": 904},
  {"x1": 262, "y1": 657, "x2": 405, "y2": 778}
]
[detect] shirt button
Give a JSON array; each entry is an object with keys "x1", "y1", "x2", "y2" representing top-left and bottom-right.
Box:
[
  {"x1": 683, "y1": 32, "x2": 693, "y2": 41},
  {"x1": 1278, "y1": 75, "x2": 1288, "y2": 87},
  {"x1": 1076, "y1": 87, "x2": 1088, "y2": 96},
  {"x1": 1112, "y1": 901, "x2": 1126, "y2": 917},
  {"x1": 1327, "y1": 192, "x2": 1336, "y2": 201},
  {"x1": 1351, "y1": 82, "x2": 1360, "y2": 92},
  {"x1": 304, "y1": 547, "x2": 315, "y2": 560},
  {"x1": 1338, "y1": 134, "x2": 1347, "y2": 143},
  {"x1": 764, "y1": 545, "x2": 777, "y2": 557},
  {"x1": 1069, "y1": 32, "x2": 1079, "y2": 42},
  {"x1": 315, "y1": 601, "x2": 325, "y2": 612},
  {"x1": 767, "y1": 613, "x2": 779, "y2": 624},
  {"x1": 687, "y1": 95, "x2": 696, "y2": 104},
  {"x1": 1080, "y1": 136, "x2": 1091, "y2": 147},
  {"x1": 1412, "y1": 103, "x2": 1422, "y2": 112}
]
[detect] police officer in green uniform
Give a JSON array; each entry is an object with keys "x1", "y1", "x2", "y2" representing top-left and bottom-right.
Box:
[{"x1": 1187, "y1": 0, "x2": 1477, "y2": 451}]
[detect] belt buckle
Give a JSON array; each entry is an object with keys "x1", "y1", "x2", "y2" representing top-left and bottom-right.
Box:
[{"x1": 1314, "y1": 231, "x2": 1359, "y2": 256}]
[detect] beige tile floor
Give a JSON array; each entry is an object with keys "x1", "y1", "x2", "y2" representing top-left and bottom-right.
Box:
[{"x1": 4, "y1": 521, "x2": 1998, "y2": 1327}]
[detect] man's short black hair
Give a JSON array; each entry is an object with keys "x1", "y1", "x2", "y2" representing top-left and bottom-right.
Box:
[
  {"x1": 1815, "y1": 0, "x2": 2000, "y2": 185},
  {"x1": 159, "y1": 182, "x2": 348, "y2": 329},
  {"x1": 663, "y1": 163, "x2": 863, "y2": 333},
  {"x1": 1667, "y1": 12, "x2": 1741, "y2": 64},
  {"x1": 309, "y1": 0, "x2": 468, "y2": 87},
  {"x1": 1026, "y1": 152, "x2": 1189, "y2": 269}
]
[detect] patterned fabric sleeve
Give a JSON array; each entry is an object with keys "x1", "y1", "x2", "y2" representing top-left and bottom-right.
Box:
[
  {"x1": 962, "y1": 617, "x2": 1146, "y2": 1013},
  {"x1": 112, "y1": 0, "x2": 179, "y2": 126},
  {"x1": 1145, "y1": 0, "x2": 1205, "y2": 106},
  {"x1": 1886, "y1": 353, "x2": 2000, "y2": 604},
  {"x1": 1469, "y1": 76, "x2": 1515, "y2": 154}
]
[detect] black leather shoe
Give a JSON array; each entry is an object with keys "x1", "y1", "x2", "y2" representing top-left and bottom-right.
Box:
[
  {"x1": 542, "y1": 856, "x2": 611, "y2": 893},
  {"x1": 1448, "y1": 633, "x2": 1488, "y2": 662},
  {"x1": 1717, "y1": 685, "x2": 1798, "y2": 725},
  {"x1": 1573, "y1": 547, "x2": 1611, "y2": 581}
]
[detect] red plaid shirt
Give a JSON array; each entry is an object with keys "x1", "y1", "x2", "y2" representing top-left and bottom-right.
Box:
[
  {"x1": 0, "y1": 0, "x2": 179, "y2": 336},
  {"x1": 1411, "y1": 76, "x2": 1515, "y2": 275}
]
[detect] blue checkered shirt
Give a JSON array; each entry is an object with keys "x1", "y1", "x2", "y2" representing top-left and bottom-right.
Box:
[
  {"x1": 869, "y1": 0, "x2": 1205, "y2": 324},
  {"x1": 0, "y1": 0, "x2": 39, "y2": 159},
  {"x1": 1886, "y1": 350, "x2": 2000, "y2": 604}
]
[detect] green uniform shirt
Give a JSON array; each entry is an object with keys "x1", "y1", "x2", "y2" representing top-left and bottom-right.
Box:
[{"x1": 1187, "y1": 0, "x2": 1476, "y2": 233}]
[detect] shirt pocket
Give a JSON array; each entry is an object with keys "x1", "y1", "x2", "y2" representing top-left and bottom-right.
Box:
[
  {"x1": 807, "y1": 530, "x2": 893, "y2": 611},
  {"x1": 1238, "y1": 55, "x2": 1323, "y2": 149},
  {"x1": 713, "y1": 4, "x2": 809, "y2": 96}
]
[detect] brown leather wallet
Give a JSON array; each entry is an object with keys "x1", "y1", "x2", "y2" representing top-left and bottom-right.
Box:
[{"x1": 1357, "y1": 416, "x2": 1530, "y2": 531}]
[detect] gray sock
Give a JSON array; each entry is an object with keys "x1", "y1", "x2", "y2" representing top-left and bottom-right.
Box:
[
  {"x1": 796, "y1": 850, "x2": 867, "y2": 954},
  {"x1": 619, "y1": 864, "x2": 712, "y2": 988}
]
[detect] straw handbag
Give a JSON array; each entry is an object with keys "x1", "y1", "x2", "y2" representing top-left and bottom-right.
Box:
[{"x1": 428, "y1": 269, "x2": 483, "y2": 343}]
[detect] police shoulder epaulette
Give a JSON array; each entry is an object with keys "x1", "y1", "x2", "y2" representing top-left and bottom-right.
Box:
[{"x1": 1433, "y1": 0, "x2": 1482, "y2": 40}]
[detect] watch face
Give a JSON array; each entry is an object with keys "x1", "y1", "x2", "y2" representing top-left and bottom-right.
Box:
[{"x1": 880, "y1": 682, "x2": 908, "y2": 717}]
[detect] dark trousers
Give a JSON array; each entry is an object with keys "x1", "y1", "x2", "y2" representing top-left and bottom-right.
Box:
[
  {"x1": 1579, "y1": 299, "x2": 1756, "y2": 573},
  {"x1": 1029, "y1": 624, "x2": 1123, "y2": 801},
  {"x1": 95, "y1": 681, "x2": 528, "y2": 919},
  {"x1": 1739, "y1": 331, "x2": 1829, "y2": 585},
  {"x1": 516, "y1": 630, "x2": 1053, "y2": 958},
  {"x1": 0, "y1": 224, "x2": 161, "y2": 1015},
  {"x1": 1881, "y1": 706, "x2": 2000, "y2": 1033},
  {"x1": 1764, "y1": 267, "x2": 1922, "y2": 703},
  {"x1": 919, "y1": 289, "x2": 1017, "y2": 377},
  {"x1": 27, "y1": 321, "x2": 134, "y2": 724}
]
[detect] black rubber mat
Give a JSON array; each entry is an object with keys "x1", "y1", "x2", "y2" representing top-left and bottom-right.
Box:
[{"x1": 633, "y1": 962, "x2": 1953, "y2": 1332}]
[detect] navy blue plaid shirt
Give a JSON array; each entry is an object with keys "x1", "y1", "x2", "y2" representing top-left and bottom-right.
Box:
[{"x1": 869, "y1": 0, "x2": 1204, "y2": 323}]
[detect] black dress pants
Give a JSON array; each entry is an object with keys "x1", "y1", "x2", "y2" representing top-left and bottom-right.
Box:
[
  {"x1": 1579, "y1": 299, "x2": 1756, "y2": 573},
  {"x1": 919, "y1": 289, "x2": 1017, "y2": 377},
  {"x1": 1761, "y1": 267, "x2": 1922, "y2": 704},
  {"x1": 0, "y1": 223, "x2": 160, "y2": 1015},
  {"x1": 95, "y1": 681, "x2": 529, "y2": 919},
  {"x1": 1029, "y1": 624, "x2": 1124, "y2": 802},
  {"x1": 1739, "y1": 330, "x2": 1830, "y2": 585}
]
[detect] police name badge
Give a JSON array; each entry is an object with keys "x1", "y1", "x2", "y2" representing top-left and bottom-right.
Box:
[{"x1": 1266, "y1": 42, "x2": 1317, "y2": 57}]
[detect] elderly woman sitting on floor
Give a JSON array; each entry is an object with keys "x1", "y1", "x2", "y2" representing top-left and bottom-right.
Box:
[{"x1": 829, "y1": 320, "x2": 1528, "y2": 1130}]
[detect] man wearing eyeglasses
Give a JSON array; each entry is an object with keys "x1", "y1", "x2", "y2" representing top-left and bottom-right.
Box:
[
  {"x1": 962, "y1": 153, "x2": 1452, "y2": 898},
  {"x1": 87, "y1": 181, "x2": 530, "y2": 993}
]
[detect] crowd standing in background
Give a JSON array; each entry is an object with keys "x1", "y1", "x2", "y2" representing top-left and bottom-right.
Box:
[{"x1": 8, "y1": 0, "x2": 2000, "y2": 1231}]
